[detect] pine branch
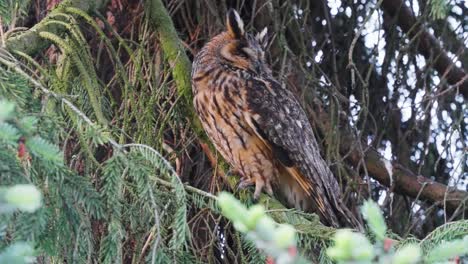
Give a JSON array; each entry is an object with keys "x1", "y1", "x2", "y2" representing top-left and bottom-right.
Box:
[{"x1": 0, "y1": 48, "x2": 120, "y2": 148}]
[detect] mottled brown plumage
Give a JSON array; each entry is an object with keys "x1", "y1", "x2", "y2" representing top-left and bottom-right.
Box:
[{"x1": 191, "y1": 9, "x2": 360, "y2": 228}]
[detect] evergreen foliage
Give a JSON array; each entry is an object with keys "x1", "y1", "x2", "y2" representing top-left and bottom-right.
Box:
[
  {"x1": 0, "y1": 0, "x2": 31, "y2": 25},
  {"x1": 0, "y1": 100, "x2": 42, "y2": 263},
  {"x1": 428, "y1": 0, "x2": 449, "y2": 19},
  {"x1": 219, "y1": 193, "x2": 468, "y2": 263}
]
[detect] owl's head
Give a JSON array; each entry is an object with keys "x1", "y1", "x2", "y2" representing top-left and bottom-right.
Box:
[{"x1": 218, "y1": 9, "x2": 269, "y2": 75}]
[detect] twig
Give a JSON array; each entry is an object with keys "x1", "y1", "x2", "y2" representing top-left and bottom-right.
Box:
[{"x1": 153, "y1": 177, "x2": 217, "y2": 200}]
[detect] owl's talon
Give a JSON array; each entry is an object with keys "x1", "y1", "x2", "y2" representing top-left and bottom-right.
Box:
[
  {"x1": 226, "y1": 169, "x2": 240, "y2": 177},
  {"x1": 253, "y1": 184, "x2": 262, "y2": 201},
  {"x1": 265, "y1": 182, "x2": 273, "y2": 196},
  {"x1": 252, "y1": 195, "x2": 259, "y2": 204},
  {"x1": 240, "y1": 178, "x2": 273, "y2": 200},
  {"x1": 237, "y1": 178, "x2": 254, "y2": 191}
]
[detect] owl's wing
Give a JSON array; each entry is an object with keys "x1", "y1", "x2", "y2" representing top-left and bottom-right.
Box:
[{"x1": 244, "y1": 76, "x2": 351, "y2": 226}]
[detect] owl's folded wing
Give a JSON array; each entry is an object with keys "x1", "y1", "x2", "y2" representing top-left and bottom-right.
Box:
[{"x1": 243, "y1": 77, "x2": 344, "y2": 225}]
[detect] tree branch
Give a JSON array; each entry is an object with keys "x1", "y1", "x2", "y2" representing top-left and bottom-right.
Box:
[
  {"x1": 381, "y1": 0, "x2": 468, "y2": 99},
  {"x1": 350, "y1": 149, "x2": 468, "y2": 214},
  {"x1": 144, "y1": 0, "x2": 206, "y2": 138},
  {"x1": 310, "y1": 102, "x2": 468, "y2": 214},
  {"x1": 4, "y1": 0, "x2": 109, "y2": 55}
]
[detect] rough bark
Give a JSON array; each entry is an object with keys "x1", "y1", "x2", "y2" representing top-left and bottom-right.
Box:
[
  {"x1": 356, "y1": 150, "x2": 467, "y2": 213},
  {"x1": 4, "y1": 0, "x2": 109, "y2": 55},
  {"x1": 381, "y1": 0, "x2": 468, "y2": 99}
]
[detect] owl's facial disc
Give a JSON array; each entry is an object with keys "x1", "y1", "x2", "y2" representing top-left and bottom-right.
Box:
[{"x1": 221, "y1": 9, "x2": 269, "y2": 74}]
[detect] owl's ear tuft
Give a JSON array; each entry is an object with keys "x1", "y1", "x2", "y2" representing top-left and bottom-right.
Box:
[
  {"x1": 255, "y1": 27, "x2": 268, "y2": 49},
  {"x1": 226, "y1": 9, "x2": 244, "y2": 39}
]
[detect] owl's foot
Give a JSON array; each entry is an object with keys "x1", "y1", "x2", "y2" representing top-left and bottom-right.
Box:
[
  {"x1": 226, "y1": 169, "x2": 241, "y2": 177},
  {"x1": 254, "y1": 179, "x2": 273, "y2": 199},
  {"x1": 237, "y1": 177, "x2": 273, "y2": 200},
  {"x1": 236, "y1": 178, "x2": 254, "y2": 191}
]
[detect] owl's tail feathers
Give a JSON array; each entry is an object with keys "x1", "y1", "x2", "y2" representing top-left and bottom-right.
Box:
[
  {"x1": 329, "y1": 194, "x2": 363, "y2": 230},
  {"x1": 277, "y1": 166, "x2": 339, "y2": 227},
  {"x1": 320, "y1": 171, "x2": 364, "y2": 230},
  {"x1": 279, "y1": 166, "x2": 362, "y2": 229}
]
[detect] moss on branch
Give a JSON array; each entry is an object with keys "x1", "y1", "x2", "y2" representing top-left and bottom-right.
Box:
[
  {"x1": 144, "y1": 0, "x2": 206, "y2": 137},
  {"x1": 4, "y1": 0, "x2": 109, "y2": 55}
]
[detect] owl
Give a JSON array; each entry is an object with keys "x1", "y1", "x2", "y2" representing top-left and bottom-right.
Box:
[{"x1": 192, "y1": 9, "x2": 360, "y2": 228}]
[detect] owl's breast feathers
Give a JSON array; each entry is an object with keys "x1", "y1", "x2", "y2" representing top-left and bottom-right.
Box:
[{"x1": 193, "y1": 62, "x2": 277, "y2": 195}]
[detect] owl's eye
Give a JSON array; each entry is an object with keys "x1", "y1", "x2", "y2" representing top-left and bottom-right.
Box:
[{"x1": 237, "y1": 50, "x2": 250, "y2": 59}]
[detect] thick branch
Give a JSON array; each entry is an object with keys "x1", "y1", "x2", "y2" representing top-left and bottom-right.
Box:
[
  {"x1": 311, "y1": 104, "x2": 468, "y2": 213},
  {"x1": 4, "y1": 0, "x2": 109, "y2": 55},
  {"x1": 145, "y1": 0, "x2": 205, "y2": 137},
  {"x1": 381, "y1": 0, "x2": 468, "y2": 99},
  {"x1": 348, "y1": 147, "x2": 467, "y2": 213}
]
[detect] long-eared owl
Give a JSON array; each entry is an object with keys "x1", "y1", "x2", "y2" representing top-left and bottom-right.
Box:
[{"x1": 191, "y1": 9, "x2": 360, "y2": 228}]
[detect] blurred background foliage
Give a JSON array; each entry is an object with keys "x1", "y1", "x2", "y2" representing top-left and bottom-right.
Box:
[
  {"x1": 0, "y1": 0, "x2": 466, "y2": 263},
  {"x1": 217, "y1": 192, "x2": 467, "y2": 263}
]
